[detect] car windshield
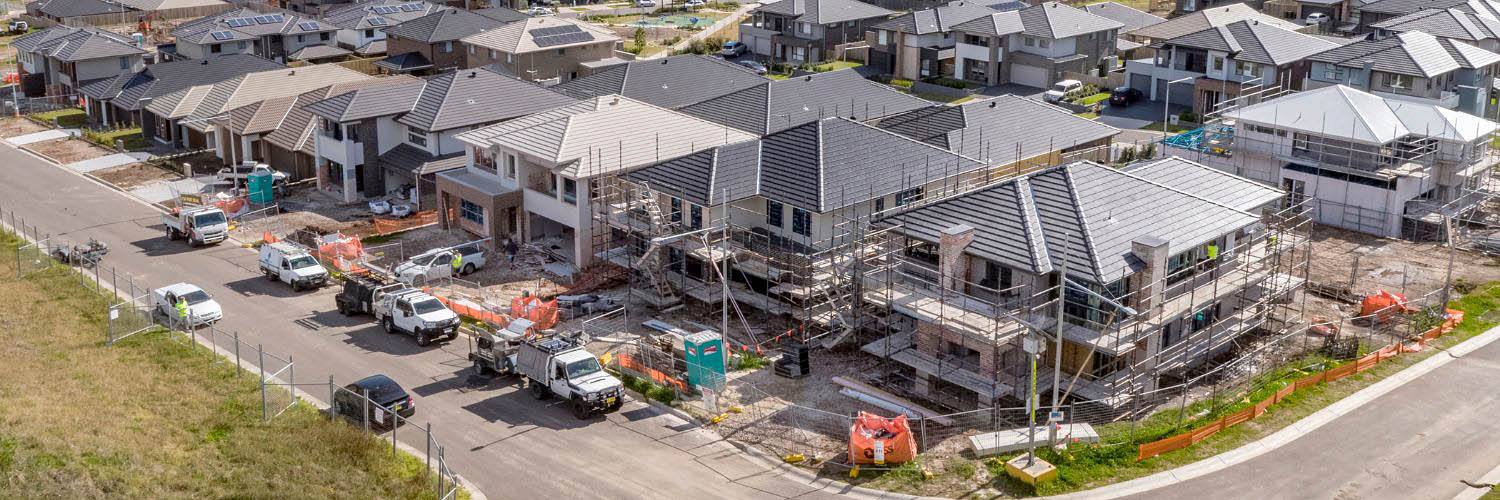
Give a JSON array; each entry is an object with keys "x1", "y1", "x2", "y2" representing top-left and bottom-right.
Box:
[
  {"x1": 411, "y1": 299, "x2": 445, "y2": 314},
  {"x1": 724, "y1": 41, "x2": 739, "y2": 48},
  {"x1": 364, "y1": 379, "x2": 407, "y2": 404},
  {"x1": 566, "y1": 358, "x2": 603, "y2": 379},
  {"x1": 181, "y1": 290, "x2": 212, "y2": 305},
  {"x1": 288, "y1": 256, "x2": 319, "y2": 269},
  {"x1": 1051, "y1": 83, "x2": 1071, "y2": 92},
  {"x1": 194, "y1": 212, "x2": 226, "y2": 226}
]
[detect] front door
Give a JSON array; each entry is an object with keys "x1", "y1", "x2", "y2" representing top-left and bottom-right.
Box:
[
  {"x1": 355, "y1": 164, "x2": 365, "y2": 194},
  {"x1": 549, "y1": 360, "x2": 569, "y2": 396}
]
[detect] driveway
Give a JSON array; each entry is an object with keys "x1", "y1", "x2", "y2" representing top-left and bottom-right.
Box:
[{"x1": 1096, "y1": 99, "x2": 1189, "y2": 130}]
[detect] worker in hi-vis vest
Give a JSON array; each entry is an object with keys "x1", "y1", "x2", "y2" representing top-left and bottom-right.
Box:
[
  {"x1": 175, "y1": 296, "x2": 189, "y2": 326},
  {"x1": 451, "y1": 252, "x2": 462, "y2": 275}
]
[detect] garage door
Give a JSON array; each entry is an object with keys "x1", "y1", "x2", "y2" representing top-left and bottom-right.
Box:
[
  {"x1": 1156, "y1": 78, "x2": 1193, "y2": 104},
  {"x1": 1129, "y1": 73, "x2": 1152, "y2": 94},
  {"x1": 1011, "y1": 64, "x2": 1048, "y2": 88}
]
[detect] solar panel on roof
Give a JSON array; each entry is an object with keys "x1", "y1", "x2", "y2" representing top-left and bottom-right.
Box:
[
  {"x1": 299, "y1": 22, "x2": 322, "y2": 30},
  {"x1": 531, "y1": 25, "x2": 584, "y2": 37},
  {"x1": 373, "y1": 5, "x2": 397, "y2": 13},
  {"x1": 211, "y1": 30, "x2": 233, "y2": 40},
  {"x1": 399, "y1": 3, "x2": 421, "y2": 11},
  {"x1": 532, "y1": 30, "x2": 594, "y2": 47},
  {"x1": 368, "y1": 16, "x2": 387, "y2": 26},
  {"x1": 226, "y1": 17, "x2": 252, "y2": 27}
]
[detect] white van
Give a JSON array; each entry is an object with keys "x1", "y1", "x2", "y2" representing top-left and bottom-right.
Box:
[{"x1": 258, "y1": 242, "x2": 329, "y2": 291}]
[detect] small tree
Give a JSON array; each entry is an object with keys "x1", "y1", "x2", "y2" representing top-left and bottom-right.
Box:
[{"x1": 633, "y1": 27, "x2": 647, "y2": 49}]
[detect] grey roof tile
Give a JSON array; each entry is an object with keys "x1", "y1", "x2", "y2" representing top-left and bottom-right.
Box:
[
  {"x1": 82, "y1": 54, "x2": 284, "y2": 108},
  {"x1": 1125, "y1": 3, "x2": 1302, "y2": 40},
  {"x1": 754, "y1": 0, "x2": 893, "y2": 25},
  {"x1": 1081, "y1": 2, "x2": 1164, "y2": 33},
  {"x1": 322, "y1": 0, "x2": 446, "y2": 30},
  {"x1": 555, "y1": 55, "x2": 766, "y2": 108},
  {"x1": 1370, "y1": 8, "x2": 1498, "y2": 41},
  {"x1": 13, "y1": 25, "x2": 145, "y2": 62},
  {"x1": 28, "y1": 0, "x2": 135, "y2": 18},
  {"x1": 1121, "y1": 156, "x2": 1283, "y2": 212},
  {"x1": 379, "y1": 143, "x2": 468, "y2": 176},
  {"x1": 1164, "y1": 19, "x2": 1338, "y2": 66},
  {"x1": 678, "y1": 69, "x2": 933, "y2": 135},
  {"x1": 384, "y1": 8, "x2": 503, "y2": 43},
  {"x1": 397, "y1": 68, "x2": 578, "y2": 131},
  {"x1": 171, "y1": 8, "x2": 335, "y2": 46},
  {"x1": 878, "y1": 94, "x2": 1120, "y2": 163},
  {"x1": 873, "y1": 1, "x2": 1000, "y2": 35},
  {"x1": 1306, "y1": 30, "x2": 1468, "y2": 77}
]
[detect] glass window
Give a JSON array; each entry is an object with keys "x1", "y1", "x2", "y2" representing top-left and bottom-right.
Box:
[
  {"x1": 504, "y1": 153, "x2": 517, "y2": 178},
  {"x1": 562, "y1": 177, "x2": 577, "y2": 205},
  {"x1": 873, "y1": 196, "x2": 884, "y2": 214},
  {"x1": 670, "y1": 198, "x2": 682, "y2": 222},
  {"x1": 1038, "y1": 38, "x2": 1050, "y2": 48},
  {"x1": 488, "y1": 49, "x2": 495, "y2": 59},
  {"x1": 1024, "y1": 37, "x2": 1034, "y2": 47},
  {"x1": 407, "y1": 128, "x2": 427, "y2": 147},
  {"x1": 320, "y1": 32, "x2": 330, "y2": 41},
  {"x1": 1212, "y1": 56, "x2": 1223, "y2": 71},
  {"x1": 441, "y1": 41, "x2": 453, "y2": 53},
  {"x1": 798, "y1": 22, "x2": 811, "y2": 34},
  {"x1": 791, "y1": 207, "x2": 811, "y2": 237},
  {"x1": 895, "y1": 187, "x2": 923, "y2": 206},
  {"x1": 346, "y1": 123, "x2": 359, "y2": 143},
  {"x1": 766, "y1": 199, "x2": 783, "y2": 227},
  {"x1": 690, "y1": 204, "x2": 702, "y2": 229},
  {"x1": 365, "y1": 29, "x2": 374, "y2": 37},
  {"x1": 211, "y1": 43, "x2": 222, "y2": 54},
  {"x1": 119, "y1": 56, "x2": 130, "y2": 69},
  {"x1": 460, "y1": 199, "x2": 484, "y2": 223},
  {"x1": 297, "y1": 34, "x2": 305, "y2": 43}
]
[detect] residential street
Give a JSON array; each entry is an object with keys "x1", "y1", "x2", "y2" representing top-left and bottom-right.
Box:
[
  {"x1": 1120, "y1": 334, "x2": 1500, "y2": 500},
  {"x1": 0, "y1": 141, "x2": 860, "y2": 500}
]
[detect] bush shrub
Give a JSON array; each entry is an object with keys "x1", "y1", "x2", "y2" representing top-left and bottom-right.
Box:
[
  {"x1": 647, "y1": 385, "x2": 676, "y2": 405},
  {"x1": 889, "y1": 78, "x2": 914, "y2": 90}
]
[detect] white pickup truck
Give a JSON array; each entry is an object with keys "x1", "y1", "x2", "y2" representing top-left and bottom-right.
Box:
[
  {"x1": 516, "y1": 336, "x2": 625, "y2": 419},
  {"x1": 394, "y1": 243, "x2": 487, "y2": 286},
  {"x1": 258, "y1": 242, "x2": 328, "y2": 291},
  {"x1": 372, "y1": 288, "x2": 460, "y2": 347},
  {"x1": 150, "y1": 283, "x2": 223, "y2": 327},
  {"x1": 162, "y1": 206, "x2": 228, "y2": 247}
]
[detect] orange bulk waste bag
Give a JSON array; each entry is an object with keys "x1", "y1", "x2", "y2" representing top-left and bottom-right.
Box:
[
  {"x1": 849, "y1": 412, "x2": 918, "y2": 465},
  {"x1": 1360, "y1": 290, "x2": 1409, "y2": 319}
]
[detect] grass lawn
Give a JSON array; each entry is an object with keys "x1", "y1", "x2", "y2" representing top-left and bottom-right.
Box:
[
  {"x1": 768, "y1": 73, "x2": 790, "y2": 80},
  {"x1": 813, "y1": 60, "x2": 862, "y2": 72},
  {"x1": 86, "y1": 127, "x2": 151, "y2": 151},
  {"x1": 0, "y1": 231, "x2": 464, "y2": 499},
  {"x1": 1140, "y1": 121, "x2": 1192, "y2": 134},
  {"x1": 1075, "y1": 92, "x2": 1110, "y2": 106},
  {"x1": 915, "y1": 92, "x2": 976, "y2": 105},
  {"x1": 1482, "y1": 486, "x2": 1500, "y2": 499},
  {"x1": 1017, "y1": 282, "x2": 1500, "y2": 496},
  {"x1": 30, "y1": 107, "x2": 87, "y2": 128},
  {"x1": 1076, "y1": 112, "x2": 1100, "y2": 120}
]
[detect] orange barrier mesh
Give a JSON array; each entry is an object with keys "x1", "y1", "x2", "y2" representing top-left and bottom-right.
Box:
[
  {"x1": 1137, "y1": 308, "x2": 1467, "y2": 462},
  {"x1": 616, "y1": 353, "x2": 688, "y2": 392},
  {"x1": 430, "y1": 294, "x2": 512, "y2": 328},
  {"x1": 316, "y1": 234, "x2": 368, "y2": 274},
  {"x1": 212, "y1": 196, "x2": 246, "y2": 215},
  {"x1": 849, "y1": 412, "x2": 918, "y2": 465},
  {"x1": 511, "y1": 296, "x2": 559, "y2": 330},
  {"x1": 372, "y1": 210, "x2": 438, "y2": 234}
]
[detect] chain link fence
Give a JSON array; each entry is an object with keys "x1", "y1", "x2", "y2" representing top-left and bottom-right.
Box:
[{"x1": 0, "y1": 203, "x2": 464, "y2": 499}]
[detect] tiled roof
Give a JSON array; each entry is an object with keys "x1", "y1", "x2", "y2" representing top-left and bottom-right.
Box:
[
  {"x1": 1122, "y1": 156, "x2": 1283, "y2": 213},
  {"x1": 322, "y1": 0, "x2": 445, "y2": 30},
  {"x1": 460, "y1": 16, "x2": 620, "y2": 54},
  {"x1": 953, "y1": 1, "x2": 1122, "y2": 38},
  {"x1": 399, "y1": 68, "x2": 577, "y2": 131},
  {"x1": 873, "y1": 1, "x2": 1000, "y2": 35},
  {"x1": 455, "y1": 95, "x2": 759, "y2": 178},
  {"x1": 472, "y1": 6, "x2": 531, "y2": 23},
  {"x1": 374, "y1": 51, "x2": 433, "y2": 71},
  {"x1": 79, "y1": 54, "x2": 285, "y2": 109},
  {"x1": 172, "y1": 8, "x2": 334, "y2": 46},
  {"x1": 878, "y1": 160, "x2": 1269, "y2": 283},
  {"x1": 355, "y1": 38, "x2": 388, "y2": 55},
  {"x1": 384, "y1": 8, "x2": 503, "y2": 43},
  {"x1": 146, "y1": 64, "x2": 370, "y2": 128},
  {"x1": 1164, "y1": 19, "x2": 1338, "y2": 66},
  {"x1": 555, "y1": 55, "x2": 765, "y2": 109},
  {"x1": 1306, "y1": 30, "x2": 1472, "y2": 77},
  {"x1": 627, "y1": 117, "x2": 984, "y2": 212},
  {"x1": 12, "y1": 25, "x2": 145, "y2": 62},
  {"x1": 1224, "y1": 84, "x2": 1499, "y2": 144},
  {"x1": 878, "y1": 94, "x2": 1120, "y2": 164},
  {"x1": 1081, "y1": 2, "x2": 1164, "y2": 33},
  {"x1": 677, "y1": 69, "x2": 933, "y2": 135},
  {"x1": 379, "y1": 143, "x2": 468, "y2": 176},
  {"x1": 1125, "y1": 3, "x2": 1303, "y2": 40},
  {"x1": 28, "y1": 0, "x2": 136, "y2": 18},
  {"x1": 254, "y1": 76, "x2": 421, "y2": 154},
  {"x1": 754, "y1": 0, "x2": 894, "y2": 25},
  {"x1": 288, "y1": 44, "x2": 352, "y2": 60},
  {"x1": 1369, "y1": 8, "x2": 1500, "y2": 41}
]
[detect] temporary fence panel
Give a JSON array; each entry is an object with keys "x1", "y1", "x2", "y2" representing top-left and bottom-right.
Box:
[{"x1": 108, "y1": 292, "x2": 157, "y2": 344}]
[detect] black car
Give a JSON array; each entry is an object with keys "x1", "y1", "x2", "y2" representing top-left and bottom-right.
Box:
[
  {"x1": 1110, "y1": 87, "x2": 1143, "y2": 106},
  {"x1": 333, "y1": 374, "x2": 415, "y2": 427}
]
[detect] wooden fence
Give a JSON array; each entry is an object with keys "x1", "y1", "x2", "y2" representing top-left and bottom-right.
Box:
[
  {"x1": 1061, "y1": 70, "x2": 1125, "y2": 90},
  {"x1": 21, "y1": 4, "x2": 231, "y2": 28},
  {"x1": 1137, "y1": 309, "x2": 1466, "y2": 461},
  {"x1": 288, "y1": 55, "x2": 382, "y2": 75}
]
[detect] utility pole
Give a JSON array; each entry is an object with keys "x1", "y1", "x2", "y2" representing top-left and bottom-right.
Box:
[
  {"x1": 1049, "y1": 240, "x2": 1069, "y2": 445},
  {"x1": 1024, "y1": 332, "x2": 1040, "y2": 467},
  {"x1": 1441, "y1": 215, "x2": 1457, "y2": 307}
]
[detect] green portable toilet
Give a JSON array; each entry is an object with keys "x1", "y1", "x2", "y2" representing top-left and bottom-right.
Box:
[
  {"x1": 247, "y1": 166, "x2": 274, "y2": 204},
  {"x1": 683, "y1": 330, "x2": 726, "y2": 388}
]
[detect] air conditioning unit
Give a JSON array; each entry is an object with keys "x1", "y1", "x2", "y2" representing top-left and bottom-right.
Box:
[{"x1": 534, "y1": 76, "x2": 561, "y2": 87}]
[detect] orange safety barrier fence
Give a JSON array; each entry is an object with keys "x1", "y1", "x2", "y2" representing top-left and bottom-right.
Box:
[
  {"x1": 1138, "y1": 308, "x2": 1466, "y2": 461},
  {"x1": 372, "y1": 210, "x2": 438, "y2": 235},
  {"x1": 616, "y1": 353, "x2": 688, "y2": 392},
  {"x1": 849, "y1": 412, "x2": 918, "y2": 465},
  {"x1": 511, "y1": 296, "x2": 559, "y2": 330},
  {"x1": 429, "y1": 294, "x2": 512, "y2": 328}
]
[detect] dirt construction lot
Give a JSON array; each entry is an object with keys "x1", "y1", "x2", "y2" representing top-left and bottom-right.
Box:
[
  {"x1": 23, "y1": 137, "x2": 113, "y2": 164},
  {"x1": 1299, "y1": 225, "x2": 1500, "y2": 322},
  {"x1": 0, "y1": 117, "x2": 49, "y2": 137},
  {"x1": 92, "y1": 162, "x2": 181, "y2": 190}
]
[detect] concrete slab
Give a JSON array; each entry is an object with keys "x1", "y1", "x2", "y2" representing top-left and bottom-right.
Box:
[
  {"x1": 969, "y1": 423, "x2": 1100, "y2": 457},
  {"x1": 67, "y1": 153, "x2": 140, "y2": 173},
  {"x1": 6, "y1": 129, "x2": 69, "y2": 145},
  {"x1": 130, "y1": 178, "x2": 207, "y2": 203}
]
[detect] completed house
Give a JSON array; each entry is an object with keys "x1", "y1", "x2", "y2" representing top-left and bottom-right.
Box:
[
  {"x1": 866, "y1": 0, "x2": 1007, "y2": 81},
  {"x1": 1122, "y1": 4, "x2": 1309, "y2": 49},
  {"x1": 1352, "y1": 0, "x2": 1500, "y2": 34},
  {"x1": 321, "y1": 0, "x2": 447, "y2": 58},
  {"x1": 878, "y1": 94, "x2": 1121, "y2": 170},
  {"x1": 142, "y1": 64, "x2": 370, "y2": 152},
  {"x1": 556, "y1": 54, "x2": 767, "y2": 108},
  {"x1": 461, "y1": 16, "x2": 622, "y2": 85},
  {"x1": 1368, "y1": 7, "x2": 1500, "y2": 52},
  {"x1": 375, "y1": 8, "x2": 504, "y2": 75},
  {"x1": 949, "y1": 2, "x2": 1124, "y2": 88},
  {"x1": 171, "y1": 8, "x2": 339, "y2": 63},
  {"x1": 79, "y1": 53, "x2": 285, "y2": 128},
  {"x1": 1124, "y1": 19, "x2": 1339, "y2": 113},
  {"x1": 301, "y1": 67, "x2": 576, "y2": 206},
  {"x1": 740, "y1": 0, "x2": 894, "y2": 64},
  {"x1": 858, "y1": 157, "x2": 1299, "y2": 409},
  {"x1": 1165, "y1": 84, "x2": 1498, "y2": 238},
  {"x1": 1304, "y1": 30, "x2": 1500, "y2": 116},
  {"x1": 676, "y1": 68, "x2": 933, "y2": 135},
  {"x1": 13, "y1": 26, "x2": 146, "y2": 98},
  {"x1": 1080, "y1": 2, "x2": 1166, "y2": 57},
  {"x1": 26, "y1": 0, "x2": 142, "y2": 24},
  {"x1": 447, "y1": 95, "x2": 759, "y2": 267}
]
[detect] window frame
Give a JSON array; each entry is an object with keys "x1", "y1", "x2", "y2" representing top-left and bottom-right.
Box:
[
  {"x1": 791, "y1": 207, "x2": 811, "y2": 237},
  {"x1": 459, "y1": 199, "x2": 484, "y2": 224},
  {"x1": 765, "y1": 199, "x2": 783, "y2": 227},
  {"x1": 406, "y1": 127, "x2": 428, "y2": 147}
]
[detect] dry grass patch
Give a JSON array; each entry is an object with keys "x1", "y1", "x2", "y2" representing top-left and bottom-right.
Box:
[{"x1": 0, "y1": 231, "x2": 461, "y2": 499}]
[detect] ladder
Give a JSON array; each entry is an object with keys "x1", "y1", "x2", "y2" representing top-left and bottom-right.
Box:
[{"x1": 630, "y1": 186, "x2": 678, "y2": 307}]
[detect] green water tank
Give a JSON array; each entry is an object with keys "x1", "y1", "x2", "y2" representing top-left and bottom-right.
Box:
[{"x1": 247, "y1": 165, "x2": 274, "y2": 204}]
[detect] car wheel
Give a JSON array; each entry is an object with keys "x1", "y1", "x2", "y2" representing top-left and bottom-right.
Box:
[
  {"x1": 417, "y1": 331, "x2": 430, "y2": 347},
  {"x1": 530, "y1": 380, "x2": 548, "y2": 400},
  {"x1": 473, "y1": 358, "x2": 487, "y2": 376},
  {"x1": 462, "y1": 264, "x2": 475, "y2": 275},
  {"x1": 337, "y1": 301, "x2": 349, "y2": 316},
  {"x1": 572, "y1": 398, "x2": 590, "y2": 419},
  {"x1": 382, "y1": 317, "x2": 396, "y2": 334}
]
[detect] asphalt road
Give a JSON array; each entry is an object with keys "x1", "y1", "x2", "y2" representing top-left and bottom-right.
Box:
[
  {"x1": 0, "y1": 142, "x2": 861, "y2": 500},
  {"x1": 1122, "y1": 331, "x2": 1500, "y2": 500}
]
